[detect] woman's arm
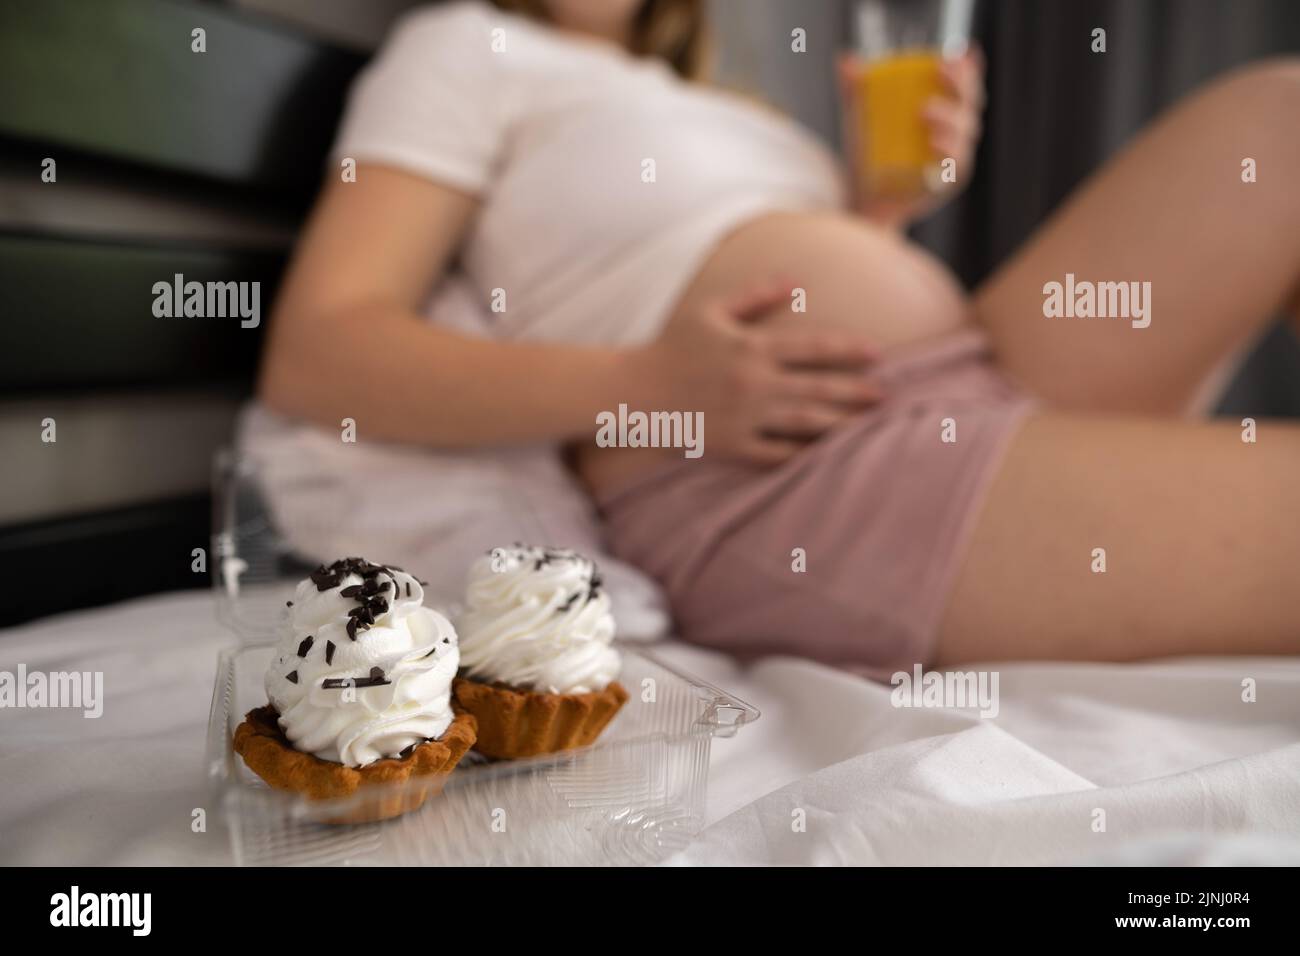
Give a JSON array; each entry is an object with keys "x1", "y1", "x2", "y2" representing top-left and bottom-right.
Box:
[
  {"x1": 260, "y1": 165, "x2": 649, "y2": 447},
  {"x1": 260, "y1": 165, "x2": 883, "y2": 458}
]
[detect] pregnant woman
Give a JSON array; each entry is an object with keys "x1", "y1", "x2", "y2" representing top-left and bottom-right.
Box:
[{"x1": 258, "y1": 0, "x2": 1300, "y2": 673}]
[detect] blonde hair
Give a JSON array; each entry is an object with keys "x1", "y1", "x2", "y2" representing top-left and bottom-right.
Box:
[{"x1": 488, "y1": 0, "x2": 709, "y2": 79}]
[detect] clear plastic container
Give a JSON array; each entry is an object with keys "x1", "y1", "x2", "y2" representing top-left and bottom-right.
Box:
[{"x1": 206, "y1": 451, "x2": 759, "y2": 865}]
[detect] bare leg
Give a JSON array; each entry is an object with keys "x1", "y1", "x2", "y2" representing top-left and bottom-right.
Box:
[
  {"x1": 975, "y1": 59, "x2": 1300, "y2": 415},
  {"x1": 936, "y1": 413, "x2": 1300, "y2": 664}
]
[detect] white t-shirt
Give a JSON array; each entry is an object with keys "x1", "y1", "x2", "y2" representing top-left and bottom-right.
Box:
[{"x1": 332, "y1": 0, "x2": 846, "y2": 346}]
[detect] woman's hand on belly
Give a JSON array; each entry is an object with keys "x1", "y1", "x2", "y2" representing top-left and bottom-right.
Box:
[{"x1": 577, "y1": 279, "x2": 883, "y2": 486}]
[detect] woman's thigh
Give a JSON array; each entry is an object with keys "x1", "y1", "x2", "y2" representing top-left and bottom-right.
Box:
[
  {"x1": 935, "y1": 413, "x2": 1300, "y2": 664},
  {"x1": 974, "y1": 59, "x2": 1300, "y2": 415}
]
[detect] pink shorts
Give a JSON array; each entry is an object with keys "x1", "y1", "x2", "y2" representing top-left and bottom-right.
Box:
[{"x1": 597, "y1": 329, "x2": 1035, "y2": 677}]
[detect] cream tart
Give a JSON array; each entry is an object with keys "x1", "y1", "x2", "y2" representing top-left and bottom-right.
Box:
[
  {"x1": 452, "y1": 545, "x2": 627, "y2": 759},
  {"x1": 233, "y1": 557, "x2": 476, "y2": 823}
]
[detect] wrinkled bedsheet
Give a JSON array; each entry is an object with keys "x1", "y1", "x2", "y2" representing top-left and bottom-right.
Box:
[{"x1": 1, "y1": 592, "x2": 1296, "y2": 865}]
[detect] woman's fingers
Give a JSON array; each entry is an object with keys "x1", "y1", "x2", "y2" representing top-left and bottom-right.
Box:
[
  {"x1": 718, "y1": 279, "x2": 796, "y2": 323},
  {"x1": 939, "y1": 48, "x2": 986, "y2": 110},
  {"x1": 928, "y1": 47, "x2": 984, "y2": 165},
  {"x1": 748, "y1": 398, "x2": 869, "y2": 462},
  {"x1": 759, "y1": 331, "x2": 877, "y2": 368},
  {"x1": 923, "y1": 96, "x2": 979, "y2": 137},
  {"x1": 777, "y1": 369, "x2": 882, "y2": 406},
  {"x1": 923, "y1": 96, "x2": 980, "y2": 158},
  {"x1": 762, "y1": 402, "x2": 860, "y2": 437}
]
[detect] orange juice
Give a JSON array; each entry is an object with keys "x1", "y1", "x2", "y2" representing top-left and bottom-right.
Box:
[{"x1": 852, "y1": 49, "x2": 944, "y2": 199}]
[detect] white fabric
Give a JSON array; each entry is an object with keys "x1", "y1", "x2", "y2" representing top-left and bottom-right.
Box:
[
  {"x1": 333, "y1": 0, "x2": 844, "y2": 347},
  {"x1": 664, "y1": 645, "x2": 1300, "y2": 865},
  {"x1": 2, "y1": 591, "x2": 1297, "y2": 865}
]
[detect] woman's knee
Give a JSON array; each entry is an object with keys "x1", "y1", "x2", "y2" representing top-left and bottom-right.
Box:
[{"x1": 1211, "y1": 57, "x2": 1300, "y2": 114}]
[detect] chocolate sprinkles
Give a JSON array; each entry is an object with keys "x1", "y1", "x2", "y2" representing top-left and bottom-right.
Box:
[
  {"x1": 542, "y1": 553, "x2": 604, "y2": 615},
  {"x1": 530, "y1": 546, "x2": 576, "y2": 572},
  {"x1": 289, "y1": 558, "x2": 432, "y2": 692},
  {"x1": 309, "y1": 557, "x2": 405, "y2": 642},
  {"x1": 322, "y1": 666, "x2": 390, "y2": 690},
  {"x1": 285, "y1": 670, "x2": 299, "y2": 684}
]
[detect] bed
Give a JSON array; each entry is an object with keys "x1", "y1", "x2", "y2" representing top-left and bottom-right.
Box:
[
  {"x1": 3, "y1": 589, "x2": 1297, "y2": 866},
  {"x1": 5, "y1": 0, "x2": 1299, "y2": 866}
]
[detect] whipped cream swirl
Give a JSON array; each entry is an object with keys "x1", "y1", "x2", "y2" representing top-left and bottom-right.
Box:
[
  {"x1": 265, "y1": 558, "x2": 459, "y2": 768},
  {"x1": 455, "y1": 545, "x2": 620, "y2": 695}
]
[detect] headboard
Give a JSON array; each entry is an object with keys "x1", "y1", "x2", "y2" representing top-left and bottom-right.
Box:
[{"x1": 0, "y1": 0, "x2": 367, "y2": 623}]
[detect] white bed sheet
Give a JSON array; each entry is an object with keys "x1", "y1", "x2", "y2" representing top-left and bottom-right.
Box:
[{"x1": 1, "y1": 591, "x2": 1297, "y2": 866}]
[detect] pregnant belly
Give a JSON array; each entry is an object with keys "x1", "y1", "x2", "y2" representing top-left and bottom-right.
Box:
[
  {"x1": 670, "y1": 209, "x2": 972, "y2": 345},
  {"x1": 576, "y1": 209, "x2": 973, "y2": 494}
]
